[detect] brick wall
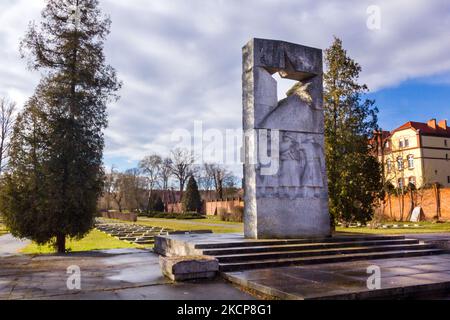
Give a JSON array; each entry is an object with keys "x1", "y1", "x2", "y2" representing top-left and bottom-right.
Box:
[
  {"x1": 205, "y1": 198, "x2": 244, "y2": 216},
  {"x1": 382, "y1": 187, "x2": 450, "y2": 221},
  {"x1": 166, "y1": 198, "x2": 244, "y2": 216},
  {"x1": 166, "y1": 202, "x2": 183, "y2": 213},
  {"x1": 166, "y1": 190, "x2": 450, "y2": 222}
]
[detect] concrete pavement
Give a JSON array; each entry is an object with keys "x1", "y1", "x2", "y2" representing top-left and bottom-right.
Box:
[
  {"x1": 0, "y1": 248, "x2": 255, "y2": 300},
  {"x1": 0, "y1": 234, "x2": 30, "y2": 257}
]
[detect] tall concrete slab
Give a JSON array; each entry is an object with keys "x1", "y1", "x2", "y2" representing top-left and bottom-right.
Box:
[{"x1": 243, "y1": 38, "x2": 331, "y2": 239}]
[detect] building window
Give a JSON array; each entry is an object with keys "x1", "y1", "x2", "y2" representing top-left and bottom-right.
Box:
[
  {"x1": 448, "y1": 176, "x2": 450, "y2": 184},
  {"x1": 399, "y1": 139, "x2": 404, "y2": 148},
  {"x1": 407, "y1": 155, "x2": 414, "y2": 169},
  {"x1": 386, "y1": 160, "x2": 392, "y2": 173},
  {"x1": 397, "y1": 157, "x2": 403, "y2": 170},
  {"x1": 398, "y1": 178, "x2": 404, "y2": 189},
  {"x1": 445, "y1": 140, "x2": 448, "y2": 147},
  {"x1": 404, "y1": 138, "x2": 409, "y2": 148},
  {"x1": 408, "y1": 176, "x2": 416, "y2": 186}
]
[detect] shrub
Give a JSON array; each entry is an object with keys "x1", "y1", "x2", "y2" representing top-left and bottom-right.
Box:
[
  {"x1": 154, "y1": 196, "x2": 165, "y2": 212},
  {"x1": 176, "y1": 213, "x2": 205, "y2": 220},
  {"x1": 218, "y1": 206, "x2": 244, "y2": 222},
  {"x1": 138, "y1": 211, "x2": 205, "y2": 220}
]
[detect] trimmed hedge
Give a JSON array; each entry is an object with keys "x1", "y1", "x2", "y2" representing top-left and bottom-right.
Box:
[
  {"x1": 138, "y1": 211, "x2": 205, "y2": 220},
  {"x1": 218, "y1": 206, "x2": 244, "y2": 222}
]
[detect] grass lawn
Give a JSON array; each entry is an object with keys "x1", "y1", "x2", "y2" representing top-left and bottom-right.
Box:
[
  {"x1": 21, "y1": 229, "x2": 143, "y2": 254},
  {"x1": 199, "y1": 215, "x2": 245, "y2": 225},
  {"x1": 336, "y1": 221, "x2": 450, "y2": 235},
  {"x1": 135, "y1": 217, "x2": 243, "y2": 233},
  {"x1": 14, "y1": 218, "x2": 450, "y2": 255},
  {"x1": 0, "y1": 217, "x2": 8, "y2": 236}
]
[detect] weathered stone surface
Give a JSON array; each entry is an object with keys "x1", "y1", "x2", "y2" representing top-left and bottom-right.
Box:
[
  {"x1": 243, "y1": 38, "x2": 330, "y2": 239},
  {"x1": 159, "y1": 255, "x2": 219, "y2": 281},
  {"x1": 223, "y1": 253, "x2": 450, "y2": 300}
]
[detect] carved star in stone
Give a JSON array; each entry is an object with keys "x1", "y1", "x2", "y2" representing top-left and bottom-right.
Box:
[{"x1": 286, "y1": 82, "x2": 313, "y2": 105}]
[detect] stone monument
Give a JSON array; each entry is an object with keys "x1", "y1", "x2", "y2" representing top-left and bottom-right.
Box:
[{"x1": 243, "y1": 38, "x2": 331, "y2": 239}]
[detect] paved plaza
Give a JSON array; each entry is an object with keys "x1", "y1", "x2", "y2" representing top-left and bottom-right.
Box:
[
  {"x1": 2, "y1": 231, "x2": 450, "y2": 300},
  {"x1": 0, "y1": 247, "x2": 254, "y2": 300},
  {"x1": 224, "y1": 254, "x2": 450, "y2": 299}
]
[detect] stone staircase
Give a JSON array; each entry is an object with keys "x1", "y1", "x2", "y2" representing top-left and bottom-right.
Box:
[
  {"x1": 97, "y1": 222, "x2": 212, "y2": 246},
  {"x1": 97, "y1": 223, "x2": 171, "y2": 245},
  {"x1": 192, "y1": 235, "x2": 445, "y2": 272}
]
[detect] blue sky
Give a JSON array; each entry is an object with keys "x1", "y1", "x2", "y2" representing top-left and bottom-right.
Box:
[
  {"x1": 1, "y1": 0, "x2": 450, "y2": 175},
  {"x1": 369, "y1": 73, "x2": 450, "y2": 132}
]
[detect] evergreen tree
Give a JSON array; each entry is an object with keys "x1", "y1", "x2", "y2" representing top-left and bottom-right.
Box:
[
  {"x1": 181, "y1": 176, "x2": 202, "y2": 213},
  {"x1": 0, "y1": 0, "x2": 121, "y2": 252},
  {"x1": 153, "y1": 196, "x2": 165, "y2": 213},
  {"x1": 324, "y1": 37, "x2": 382, "y2": 226},
  {"x1": 146, "y1": 193, "x2": 165, "y2": 213}
]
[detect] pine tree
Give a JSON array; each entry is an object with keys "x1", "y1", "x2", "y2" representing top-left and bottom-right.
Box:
[
  {"x1": 181, "y1": 176, "x2": 202, "y2": 213},
  {"x1": 0, "y1": 0, "x2": 121, "y2": 253},
  {"x1": 324, "y1": 37, "x2": 383, "y2": 226}
]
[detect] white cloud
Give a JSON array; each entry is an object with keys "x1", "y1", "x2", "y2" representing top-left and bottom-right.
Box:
[{"x1": 1, "y1": 0, "x2": 450, "y2": 175}]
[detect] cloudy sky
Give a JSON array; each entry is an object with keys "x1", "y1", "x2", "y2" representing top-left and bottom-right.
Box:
[{"x1": 1, "y1": 0, "x2": 450, "y2": 176}]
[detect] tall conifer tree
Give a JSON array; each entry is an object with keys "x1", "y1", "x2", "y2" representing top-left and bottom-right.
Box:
[
  {"x1": 324, "y1": 37, "x2": 382, "y2": 226},
  {"x1": 0, "y1": 0, "x2": 121, "y2": 252}
]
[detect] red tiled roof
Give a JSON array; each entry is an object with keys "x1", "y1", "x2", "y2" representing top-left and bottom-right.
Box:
[{"x1": 391, "y1": 121, "x2": 450, "y2": 138}]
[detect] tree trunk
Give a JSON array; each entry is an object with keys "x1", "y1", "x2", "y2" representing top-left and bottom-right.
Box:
[
  {"x1": 388, "y1": 194, "x2": 392, "y2": 219},
  {"x1": 217, "y1": 184, "x2": 223, "y2": 200},
  {"x1": 400, "y1": 193, "x2": 405, "y2": 221},
  {"x1": 180, "y1": 181, "x2": 184, "y2": 192},
  {"x1": 56, "y1": 234, "x2": 66, "y2": 253},
  {"x1": 434, "y1": 183, "x2": 441, "y2": 220},
  {"x1": 146, "y1": 190, "x2": 153, "y2": 213},
  {"x1": 407, "y1": 188, "x2": 415, "y2": 221},
  {"x1": 395, "y1": 192, "x2": 403, "y2": 221}
]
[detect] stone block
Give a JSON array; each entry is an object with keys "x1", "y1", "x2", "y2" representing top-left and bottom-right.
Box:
[{"x1": 159, "y1": 255, "x2": 219, "y2": 281}]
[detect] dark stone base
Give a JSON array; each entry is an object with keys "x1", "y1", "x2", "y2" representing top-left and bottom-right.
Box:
[{"x1": 153, "y1": 232, "x2": 450, "y2": 299}]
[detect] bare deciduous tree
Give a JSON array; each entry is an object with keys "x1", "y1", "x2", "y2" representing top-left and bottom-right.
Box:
[
  {"x1": 200, "y1": 163, "x2": 216, "y2": 201},
  {"x1": 160, "y1": 157, "x2": 173, "y2": 190},
  {"x1": 159, "y1": 157, "x2": 173, "y2": 206},
  {"x1": 123, "y1": 168, "x2": 145, "y2": 212},
  {"x1": 170, "y1": 148, "x2": 195, "y2": 193},
  {"x1": 205, "y1": 163, "x2": 234, "y2": 199},
  {"x1": 139, "y1": 154, "x2": 162, "y2": 212},
  {"x1": 111, "y1": 170, "x2": 125, "y2": 213},
  {"x1": 103, "y1": 165, "x2": 116, "y2": 211},
  {"x1": 0, "y1": 98, "x2": 16, "y2": 175}
]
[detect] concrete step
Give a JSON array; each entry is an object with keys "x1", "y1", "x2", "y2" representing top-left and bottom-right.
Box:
[
  {"x1": 118, "y1": 237, "x2": 138, "y2": 241},
  {"x1": 135, "y1": 240, "x2": 154, "y2": 245},
  {"x1": 136, "y1": 236, "x2": 155, "y2": 241},
  {"x1": 219, "y1": 248, "x2": 445, "y2": 272},
  {"x1": 214, "y1": 243, "x2": 435, "y2": 263},
  {"x1": 202, "y1": 239, "x2": 420, "y2": 256},
  {"x1": 195, "y1": 235, "x2": 406, "y2": 250}
]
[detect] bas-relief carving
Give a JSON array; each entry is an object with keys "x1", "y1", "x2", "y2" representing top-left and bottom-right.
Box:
[
  {"x1": 252, "y1": 64, "x2": 326, "y2": 200},
  {"x1": 256, "y1": 131, "x2": 327, "y2": 199}
]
